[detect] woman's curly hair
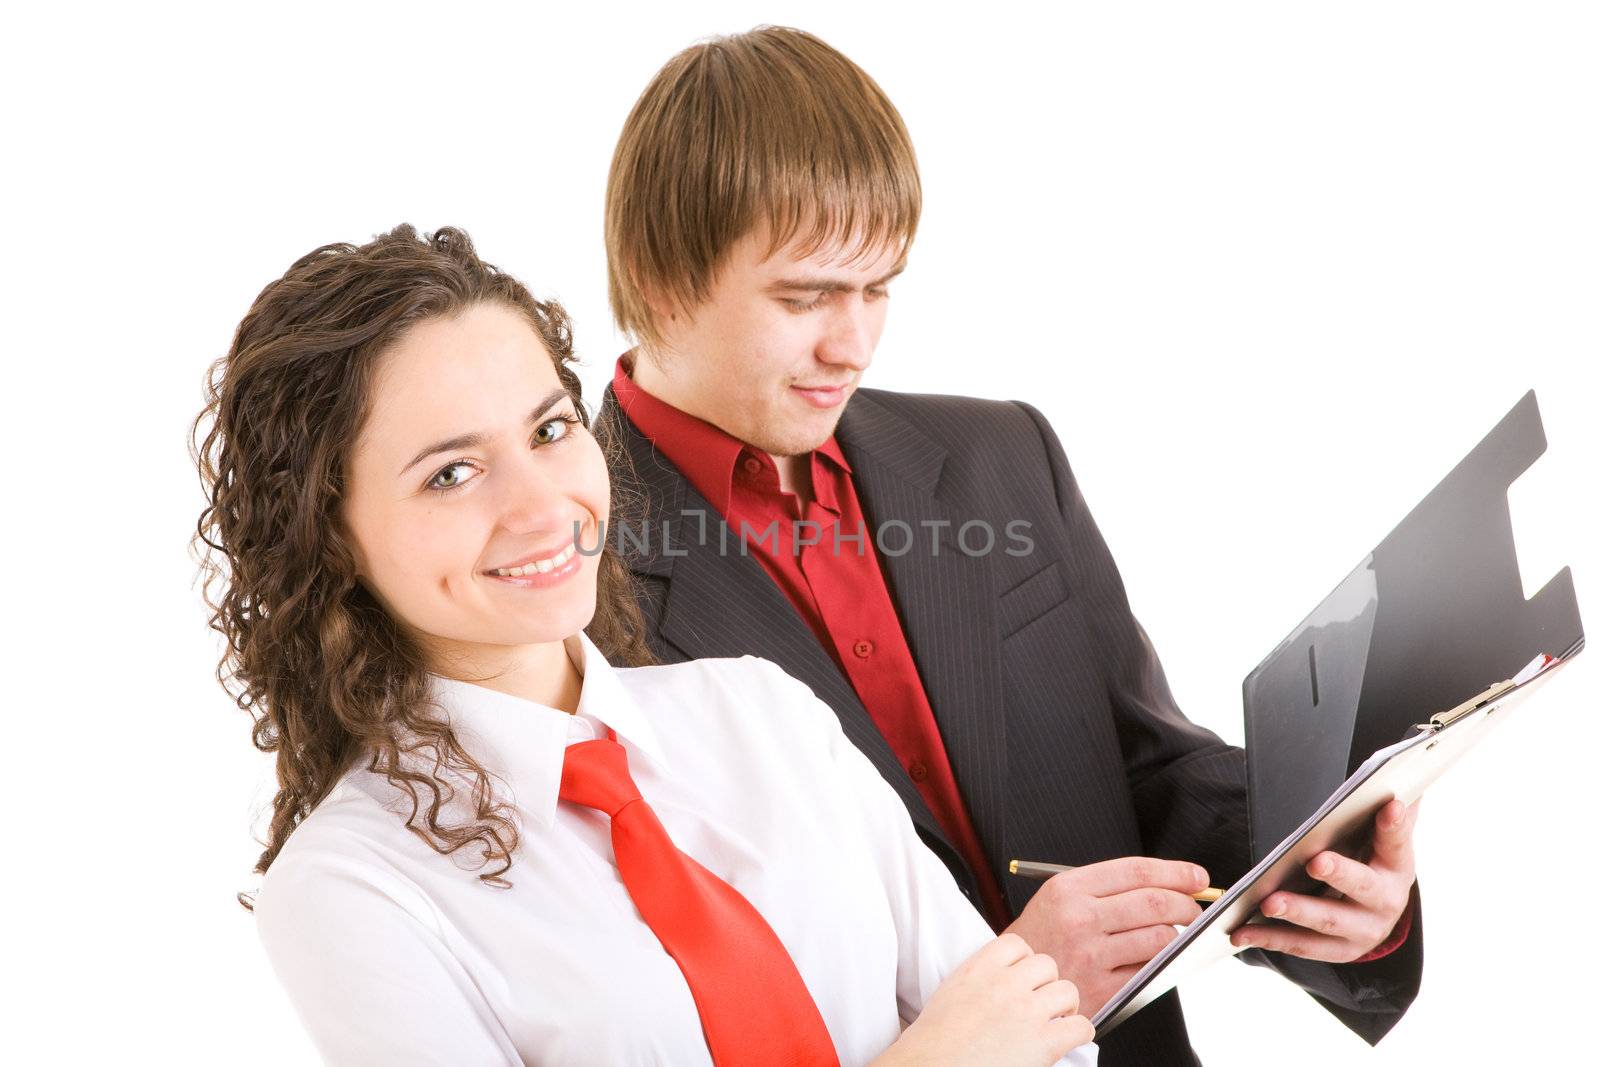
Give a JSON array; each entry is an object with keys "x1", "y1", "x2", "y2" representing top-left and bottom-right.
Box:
[{"x1": 192, "y1": 224, "x2": 655, "y2": 905}]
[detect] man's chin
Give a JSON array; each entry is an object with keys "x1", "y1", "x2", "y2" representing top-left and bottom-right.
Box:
[
  {"x1": 758, "y1": 413, "x2": 848, "y2": 458},
  {"x1": 754, "y1": 388, "x2": 854, "y2": 455}
]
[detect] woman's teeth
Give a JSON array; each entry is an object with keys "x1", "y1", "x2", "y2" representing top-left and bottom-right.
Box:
[{"x1": 490, "y1": 543, "x2": 577, "y2": 577}]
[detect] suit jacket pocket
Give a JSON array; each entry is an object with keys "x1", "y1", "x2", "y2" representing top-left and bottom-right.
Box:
[{"x1": 998, "y1": 560, "x2": 1070, "y2": 639}]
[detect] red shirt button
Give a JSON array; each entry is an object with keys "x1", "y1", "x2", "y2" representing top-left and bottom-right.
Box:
[
  {"x1": 609, "y1": 356, "x2": 1016, "y2": 928},
  {"x1": 908, "y1": 760, "x2": 929, "y2": 782}
]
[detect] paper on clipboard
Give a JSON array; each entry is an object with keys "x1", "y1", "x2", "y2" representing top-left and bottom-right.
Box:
[{"x1": 1094, "y1": 650, "x2": 1572, "y2": 1035}]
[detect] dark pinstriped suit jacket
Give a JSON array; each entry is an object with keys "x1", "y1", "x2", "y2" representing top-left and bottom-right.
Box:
[{"x1": 595, "y1": 385, "x2": 1422, "y2": 1067}]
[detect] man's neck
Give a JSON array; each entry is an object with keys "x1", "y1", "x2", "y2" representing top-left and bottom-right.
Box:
[
  {"x1": 773, "y1": 452, "x2": 813, "y2": 506},
  {"x1": 626, "y1": 348, "x2": 818, "y2": 508}
]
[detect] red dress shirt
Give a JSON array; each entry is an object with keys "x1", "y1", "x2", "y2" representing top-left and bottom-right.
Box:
[
  {"x1": 611, "y1": 355, "x2": 1014, "y2": 929},
  {"x1": 610, "y1": 354, "x2": 1412, "y2": 959}
]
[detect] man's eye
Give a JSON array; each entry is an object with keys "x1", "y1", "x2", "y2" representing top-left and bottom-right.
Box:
[{"x1": 782, "y1": 295, "x2": 824, "y2": 312}]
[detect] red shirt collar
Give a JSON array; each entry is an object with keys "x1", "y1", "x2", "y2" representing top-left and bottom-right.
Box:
[{"x1": 610, "y1": 353, "x2": 852, "y2": 515}]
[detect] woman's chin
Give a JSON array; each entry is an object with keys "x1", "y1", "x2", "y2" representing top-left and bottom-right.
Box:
[
  {"x1": 403, "y1": 582, "x2": 599, "y2": 654},
  {"x1": 493, "y1": 591, "x2": 598, "y2": 645}
]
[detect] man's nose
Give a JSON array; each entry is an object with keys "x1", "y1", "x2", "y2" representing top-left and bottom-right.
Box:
[{"x1": 815, "y1": 301, "x2": 877, "y2": 371}]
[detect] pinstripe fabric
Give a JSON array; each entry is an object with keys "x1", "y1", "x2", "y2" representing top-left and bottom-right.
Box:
[{"x1": 595, "y1": 385, "x2": 1422, "y2": 1067}]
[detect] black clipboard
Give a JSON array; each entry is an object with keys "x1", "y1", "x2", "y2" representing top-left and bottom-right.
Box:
[
  {"x1": 1096, "y1": 390, "x2": 1585, "y2": 1034},
  {"x1": 1097, "y1": 653, "x2": 1571, "y2": 1033},
  {"x1": 1242, "y1": 390, "x2": 1584, "y2": 867}
]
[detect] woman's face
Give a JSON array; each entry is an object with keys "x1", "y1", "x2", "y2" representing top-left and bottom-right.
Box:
[{"x1": 342, "y1": 302, "x2": 608, "y2": 662}]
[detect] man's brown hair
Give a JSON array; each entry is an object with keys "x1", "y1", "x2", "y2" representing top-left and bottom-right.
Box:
[{"x1": 605, "y1": 25, "x2": 920, "y2": 351}]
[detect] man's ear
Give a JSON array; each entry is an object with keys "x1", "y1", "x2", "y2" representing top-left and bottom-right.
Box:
[
  {"x1": 641, "y1": 283, "x2": 681, "y2": 325},
  {"x1": 635, "y1": 287, "x2": 691, "y2": 369}
]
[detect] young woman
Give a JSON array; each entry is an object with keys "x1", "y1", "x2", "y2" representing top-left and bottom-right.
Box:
[{"x1": 194, "y1": 224, "x2": 1097, "y2": 1067}]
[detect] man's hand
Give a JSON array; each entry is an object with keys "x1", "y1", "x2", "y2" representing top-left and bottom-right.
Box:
[
  {"x1": 1230, "y1": 798, "x2": 1419, "y2": 963},
  {"x1": 1003, "y1": 856, "x2": 1209, "y2": 1020}
]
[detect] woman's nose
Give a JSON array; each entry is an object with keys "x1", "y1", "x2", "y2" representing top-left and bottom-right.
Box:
[{"x1": 493, "y1": 461, "x2": 579, "y2": 537}]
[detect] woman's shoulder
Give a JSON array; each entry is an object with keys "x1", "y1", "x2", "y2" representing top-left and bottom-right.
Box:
[
  {"x1": 252, "y1": 773, "x2": 436, "y2": 930},
  {"x1": 616, "y1": 650, "x2": 801, "y2": 686},
  {"x1": 613, "y1": 654, "x2": 840, "y2": 742},
  {"x1": 615, "y1": 652, "x2": 823, "y2": 706}
]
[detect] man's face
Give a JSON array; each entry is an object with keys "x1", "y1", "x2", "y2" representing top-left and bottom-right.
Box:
[{"x1": 638, "y1": 226, "x2": 906, "y2": 457}]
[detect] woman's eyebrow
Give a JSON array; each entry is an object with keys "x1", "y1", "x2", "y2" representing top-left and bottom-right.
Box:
[{"x1": 398, "y1": 387, "x2": 572, "y2": 476}]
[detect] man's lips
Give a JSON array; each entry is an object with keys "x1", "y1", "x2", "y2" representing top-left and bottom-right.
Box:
[{"x1": 791, "y1": 382, "x2": 851, "y2": 408}]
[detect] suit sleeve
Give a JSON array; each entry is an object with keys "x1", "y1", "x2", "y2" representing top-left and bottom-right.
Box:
[{"x1": 1012, "y1": 400, "x2": 1422, "y2": 1045}]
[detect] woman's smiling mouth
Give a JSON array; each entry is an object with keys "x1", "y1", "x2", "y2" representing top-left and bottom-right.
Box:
[
  {"x1": 483, "y1": 540, "x2": 583, "y2": 586},
  {"x1": 487, "y1": 542, "x2": 578, "y2": 576}
]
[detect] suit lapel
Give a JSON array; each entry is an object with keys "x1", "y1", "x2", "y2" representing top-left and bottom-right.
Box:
[
  {"x1": 599, "y1": 387, "x2": 956, "y2": 854},
  {"x1": 837, "y1": 390, "x2": 1009, "y2": 865}
]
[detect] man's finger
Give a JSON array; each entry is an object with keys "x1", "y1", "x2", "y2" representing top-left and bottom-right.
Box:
[
  {"x1": 1095, "y1": 960, "x2": 1149, "y2": 1009},
  {"x1": 1097, "y1": 887, "x2": 1202, "y2": 934},
  {"x1": 1064, "y1": 856, "x2": 1210, "y2": 898},
  {"x1": 1229, "y1": 921, "x2": 1363, "y2": 963},
  {"x1": 1098, "y1": 923, "x2": 1181, "y2": 969},
  {"x1": 1256, "y1": 889, "x2": 1388, "y2": 946},
  {"x1": 1370, "y1": 797, "x2": 1420, "y2": 870},
  {"x1": 1304, "y1": 850, "x2": 1386, "y2": 906}
]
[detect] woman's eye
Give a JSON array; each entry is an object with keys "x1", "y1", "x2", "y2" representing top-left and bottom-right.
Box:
[
  {"x1": 423, "y1": 415, "x2": 578, "y2": 494},
  {"x1": 533, "y1": 415, "x2": 575, "y2": 446},
  {"x1": 428, "y1": 462, "x2": 475, "y2": 491}
]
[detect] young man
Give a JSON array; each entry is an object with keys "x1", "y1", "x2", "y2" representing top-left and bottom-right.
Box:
[{"x1": 595, "y1": 26, "x2": 1421, "y2": 1066}]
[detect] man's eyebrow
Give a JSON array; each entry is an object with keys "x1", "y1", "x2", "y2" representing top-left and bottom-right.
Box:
[
  {"x1": 398, "y1": 387, "x2": 572, "y2": 476},
  {"x1": 764, "y1": 260, "x2": 907, "y2": 294}
]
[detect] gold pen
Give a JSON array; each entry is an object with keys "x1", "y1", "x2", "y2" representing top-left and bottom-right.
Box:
[{"x1": 1008, "y1": 859, "x2": 1224, "y2": 903}]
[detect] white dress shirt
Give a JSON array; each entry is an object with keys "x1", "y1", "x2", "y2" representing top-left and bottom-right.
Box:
[{"x1": 255, "y1": 630, "x2": 1097, "y2": 1067}]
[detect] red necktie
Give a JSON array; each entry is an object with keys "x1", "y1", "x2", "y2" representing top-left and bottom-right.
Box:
[{"x1": 559, "y1": 736, "x2": 840, "y2": 1067}]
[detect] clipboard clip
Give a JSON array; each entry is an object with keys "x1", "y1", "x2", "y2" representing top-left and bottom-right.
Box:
[
  {"x1": 1423, "y1": 653, "x2": 1559, "y2": 732},
  {"x1": 1429, "y1": 678, "x2": 1516, "y2": 730}
]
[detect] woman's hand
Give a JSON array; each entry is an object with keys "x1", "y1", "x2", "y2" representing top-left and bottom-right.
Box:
[{"x1": 874, "y1": 932, "x2": 1094, "y2": 1067}]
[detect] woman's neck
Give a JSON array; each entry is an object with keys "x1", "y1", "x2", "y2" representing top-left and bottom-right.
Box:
[{"x1": 424, "y1": 634, "x2": 584, "y2": 714}]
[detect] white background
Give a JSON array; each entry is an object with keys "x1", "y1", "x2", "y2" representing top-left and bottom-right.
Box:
[{"x1": 5, "y1": 2, "x2": 1596, "y2": 1063}]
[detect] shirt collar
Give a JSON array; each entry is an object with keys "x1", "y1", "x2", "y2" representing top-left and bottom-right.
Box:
[
  {"x1": 610, "y1": 352, "x2": 853, "y2": 516},
  {"x1": 426, "y1": 629, "x2": 668, "y2": 830}
]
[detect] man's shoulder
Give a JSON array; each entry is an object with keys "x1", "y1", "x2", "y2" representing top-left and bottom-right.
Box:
[
  {"x1": 850, "y1": 385, "x2": 1042, "y2": 429},
  {"x1": 844, "y1": 387, "x2": 1062, "y2": 488}
]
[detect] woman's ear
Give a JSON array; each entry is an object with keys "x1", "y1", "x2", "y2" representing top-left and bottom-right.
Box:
[
  {"x1": 348, "y1": 540, "x2": 371, "y2": 583},
  {"x1": 332, "y1": 506, "x2": 370, "y2": 582}
]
